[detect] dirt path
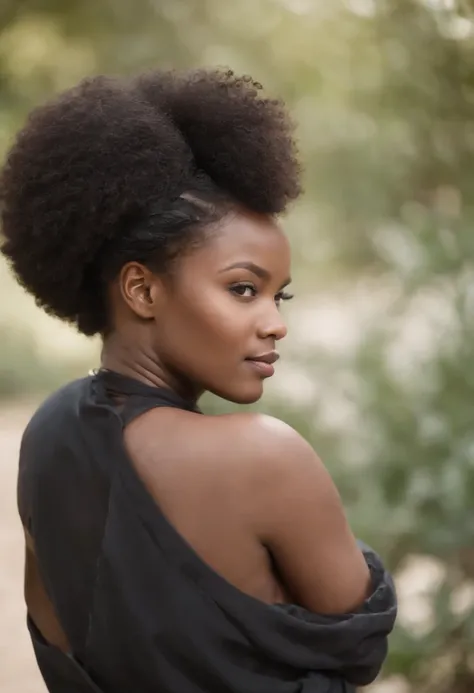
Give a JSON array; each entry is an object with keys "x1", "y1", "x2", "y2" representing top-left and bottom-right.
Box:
[{"x1": 0, "y1": 403, "x2": 46, "y2": 693}]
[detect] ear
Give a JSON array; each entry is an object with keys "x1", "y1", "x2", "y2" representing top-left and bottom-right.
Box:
[{"x1": 118, "y1": 262, "x2": 163, "y2": 320}]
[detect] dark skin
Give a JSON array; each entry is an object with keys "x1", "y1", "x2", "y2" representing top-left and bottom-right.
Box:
[{"x1": 25, "y1": 209, "x2": 371, "y2": 652}]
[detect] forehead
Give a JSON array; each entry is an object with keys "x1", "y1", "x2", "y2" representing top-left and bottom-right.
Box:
[{"x1": 192, "y1": 211, "x2": 291, "y2": 272}]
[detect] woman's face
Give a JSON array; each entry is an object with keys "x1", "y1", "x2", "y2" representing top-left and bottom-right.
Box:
[{"x1": 150, "y1": 210, "x2": 292, "y2": 404}]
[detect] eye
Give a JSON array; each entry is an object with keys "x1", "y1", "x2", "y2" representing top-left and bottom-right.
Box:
[
  {"x1": 275, "y1": 290, "x2": 294, "y2": 306},
  {"x1": 229, "y1": 282, "x2": 257, "y2": 299}
]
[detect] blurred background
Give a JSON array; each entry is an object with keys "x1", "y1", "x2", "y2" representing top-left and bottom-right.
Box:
[{"x1": 1, "y1": 0, "x2": 474, "y2": 691}]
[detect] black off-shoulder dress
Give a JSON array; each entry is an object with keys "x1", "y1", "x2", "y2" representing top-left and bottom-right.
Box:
[{"x1": 18, "y1": 369, "x2": 397, "y2": 693}]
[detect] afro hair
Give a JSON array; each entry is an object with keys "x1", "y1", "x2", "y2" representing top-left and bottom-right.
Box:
[{"x1": 1, "y1": 68, "x2": 302, "y2": 336}]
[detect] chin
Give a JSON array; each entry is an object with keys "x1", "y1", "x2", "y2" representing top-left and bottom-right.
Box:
[
  {"x1": 227, "y1": 384, "x2": 264, "y2": 405},
  {"x1": 211, "y1": 381, "x2": 264, "y2": 406}
]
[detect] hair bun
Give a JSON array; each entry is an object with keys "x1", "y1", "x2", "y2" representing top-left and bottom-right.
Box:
[{"x1": 135, "y1": 69, "x2": 301, "y2": 214}]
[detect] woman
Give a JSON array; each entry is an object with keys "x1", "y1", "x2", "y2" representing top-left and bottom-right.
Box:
[{"x1": 1, "y1": 69, "x2": 396, "y2": 693}]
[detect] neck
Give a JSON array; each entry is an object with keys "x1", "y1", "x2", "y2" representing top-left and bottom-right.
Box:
[{"x1": 100, "y1": 332, "x2": 202, "y2": 404}]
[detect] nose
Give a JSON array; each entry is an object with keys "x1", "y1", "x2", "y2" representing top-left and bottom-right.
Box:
[{"x1": 257, "y1": 304, "x2": 288, "y2": 342}]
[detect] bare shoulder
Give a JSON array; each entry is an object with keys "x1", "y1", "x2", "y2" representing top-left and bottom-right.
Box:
[
  {"x1": 181, "y1": 408, "x2": 319, "y2": 472},
  {"x1": 201, "y1": 410, "x2": 312, "y2": 454},
  {"x1": 202, "y1": 410, "x2": 322, "y2": 479},
  {"x1": 210, "y1": 412, "x2": 371, "y2": 615},
  {"x1": 180, "y1": 410, "x2": 334, "y2": 514},
  {"x1": 128, "y1": 405, "x2": 321, "y2": 490},
  {"x1": 131, "y1": 407, "x2": 371, "y2": 615}
]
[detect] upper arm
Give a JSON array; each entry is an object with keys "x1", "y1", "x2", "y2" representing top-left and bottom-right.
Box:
[{"x1": 247, "y1": 416, "x2": 371, "y2": 614}]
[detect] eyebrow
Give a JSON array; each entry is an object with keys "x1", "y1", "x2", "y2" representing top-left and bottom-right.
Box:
[{"x1": 219, "y1": 261, "x2": 291, "y2": 287}]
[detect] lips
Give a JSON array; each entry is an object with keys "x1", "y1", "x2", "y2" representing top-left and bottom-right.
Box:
[
  {"x1": 246, "y1": 351, "x2": 280, "y2": 365},
  {"x1": 245, "y1": 351, "x2": 280, "y2": 378}
]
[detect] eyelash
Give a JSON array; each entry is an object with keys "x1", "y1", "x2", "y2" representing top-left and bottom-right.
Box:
[{"x1": 229, "y1": 282, "x2": 294, "y2": 304}]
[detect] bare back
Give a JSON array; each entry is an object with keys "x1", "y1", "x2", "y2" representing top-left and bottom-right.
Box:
[
  {"x1": 123, "y1": 402, "x2": 372, "y2": 616},
  {"x1": 123, "y1": 405, "x2": 291, "y2": 604}
]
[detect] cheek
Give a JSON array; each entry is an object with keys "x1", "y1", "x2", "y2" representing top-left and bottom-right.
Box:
[
  {"x1": 192, "y1": 294, "x2": 252, "y2": 348},
  {"x1": 157, "y1": 292, "x2": 249, "y2": 356}
]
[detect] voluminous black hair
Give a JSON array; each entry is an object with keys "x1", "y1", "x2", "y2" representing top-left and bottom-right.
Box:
[{"x1": 0, "y1": 69, "x2": 302, "y2": 336}]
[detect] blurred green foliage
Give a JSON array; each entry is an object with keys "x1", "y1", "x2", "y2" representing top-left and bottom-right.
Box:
[
  {"x1": 2, "y1": 0, "x2": 474, "y2": 690},
  {"x1": 0, "y1": 323, "x2": 83, "y2": 396}
]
